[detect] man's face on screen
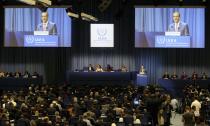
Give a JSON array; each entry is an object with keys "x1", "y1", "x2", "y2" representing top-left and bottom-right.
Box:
[
  {"x1": 173, "y1": 12, "x2": 180, "y2": 23},
  {"x1": 41, "y1": 12, "x2": 48, "y2": 23}
]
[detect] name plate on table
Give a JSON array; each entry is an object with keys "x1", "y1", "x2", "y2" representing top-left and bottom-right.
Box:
[
  {"x1": 34, "y1": 31, "x2": 49, "y2": 35},
  {"x1": 24, "y1": 35, "x2": 58, "y2": 47},
  {"x1": 155, "y1": 35, "x2": 190, "y2": 48},
  {"x1": 165, "y1": 32, "x2": 181, "y2": 36}
]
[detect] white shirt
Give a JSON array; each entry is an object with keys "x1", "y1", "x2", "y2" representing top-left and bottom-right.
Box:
[
  {"x1": 191, "y1": 99, "x2": 201, "y2": 117},
  {"x1": 175, "y1": 22, "x2": 180, "y2": 32},
  {"x1": 170, "y1": 98, "x2": 178, "y2": 110},
  {"x1": 42, "y1": 21, "x2": 48, "y2": 31},
  {"x1": 83, "y1": 118, "x2": 92, "y2": 126}
]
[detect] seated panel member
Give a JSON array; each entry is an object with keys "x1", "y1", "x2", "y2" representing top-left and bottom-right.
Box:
[
  {"x1": 23, "y1": 71, "x2": 30, "y2": 78},
  {"x1": 171, "y1": 72, "x2": 178, "y2": 80},
  {"x1": 95, "y1": 64, "x2": 103, "y2": 72},
  {"x1": 201, "y1": 72, "x2": 208, "y2": 80},
  {"x1": 88, "y1": 64, "x2": 95, "y2": 72},
  {"x1": 36, "y1": 11, "x2": 57, "y2": 35},
  {"x1": 0, "y1": 71, "x2": 5, "y2": 77},
  {"x1": 5, "y1": 72, "x2": 13, "y2": 77},
  {"x1": 14, "y1": 71, "x2": 21, "y2": 78},
  {"x1": 191, "y1": 72, "x2": 198, "y2": 80},
  {"x1": 180, "y1": 72, "x2": 188, "y2": 80},
  {"x1": 106, "y1": 64, "x2": 114, "y2": 72},
  {"x1": 139, "y1": 64, "x2": 146, "y2": 75},
  {"x1": 120, "y1": 65, "x2": 128, "y2": 72},
  {"x1": 32, "y1": 72, "x2": 39, "y2": 78},
  {"x1": 162, "y1": 71, "x2": 170, "y2": 79}
]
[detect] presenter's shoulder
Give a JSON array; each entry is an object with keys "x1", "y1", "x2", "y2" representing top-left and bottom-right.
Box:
[{"x1": 49, "y1": 21, "x2": 56, "y2": 25}]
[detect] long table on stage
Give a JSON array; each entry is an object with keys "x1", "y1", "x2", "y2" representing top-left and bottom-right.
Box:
[
  {"x1": 67, "y1": 72, "x2": 136, "y2": 85},
  {"x1": 0, "y1": 77, "x2": 43, "y2": 90},
  {"x1": 158, "y1": 78, "x2": 210, "y2": 97}
]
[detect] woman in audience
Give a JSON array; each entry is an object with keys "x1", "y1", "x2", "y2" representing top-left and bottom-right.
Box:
[{"x1": 157, "y1": 108, "x2": 164, "y2": 126}]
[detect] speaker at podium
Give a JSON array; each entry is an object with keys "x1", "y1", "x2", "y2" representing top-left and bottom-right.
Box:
[{"x1": 136, "y1": 65, "x2": 148, "y2": 86}]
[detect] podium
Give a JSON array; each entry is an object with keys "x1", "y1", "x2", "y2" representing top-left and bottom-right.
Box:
[
  {"x1": 24, "y1": 35, "x2": 58, "y2": 47},
  {"x1": 155, "y1": 35, "x2": 191, "y2": 48},
  {"x1": 136, "y1": 74, "x2": 148, "y2": 86}
]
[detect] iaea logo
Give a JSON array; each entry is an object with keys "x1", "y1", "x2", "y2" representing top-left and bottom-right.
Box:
[
  {"x1": 97, "y1": 27, "x2": 107, "y2": 36},
  {"x1": 25, "y1": 36, "x2": 35, "y2": 44}
]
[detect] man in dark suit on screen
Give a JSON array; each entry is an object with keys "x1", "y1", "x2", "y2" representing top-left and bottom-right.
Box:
[
  {"x1": 36, "y1": 11, "x2": 57, "y2": 35},
  {"x1": 168, "y1": 11, "x2": 189, "y2": 36}
]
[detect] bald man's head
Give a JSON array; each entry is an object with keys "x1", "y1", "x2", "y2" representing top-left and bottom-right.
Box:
[
  {"x1": 173, "y1": 11, "x2": 180, "y2": 23},
  {"x1": 41, "y1": 12, "x2": 49, "y2": 23}
]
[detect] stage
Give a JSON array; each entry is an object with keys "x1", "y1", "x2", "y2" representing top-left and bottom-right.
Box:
[
  {"x1": 0, "y1": 77, "x2": 43, "y2": 90},
  {"x1": 66, "y1": 71, "x2": 138, "y2": 86},
  {"x1": 158, "y1": 78, "x2": 210, "y2": 97}
]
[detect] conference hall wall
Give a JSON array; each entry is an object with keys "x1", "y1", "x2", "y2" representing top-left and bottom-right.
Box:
[{"x1": 0, "y1": 0, "x2": 209, "y2": 84}]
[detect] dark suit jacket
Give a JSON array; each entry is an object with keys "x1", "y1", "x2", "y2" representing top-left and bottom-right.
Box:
[
  {"x1": 36, "y1": 21, "x2": 57, "y2": 35},
  {"x1": 168, "y1": 21, "x2": 189, "y2": 36}
]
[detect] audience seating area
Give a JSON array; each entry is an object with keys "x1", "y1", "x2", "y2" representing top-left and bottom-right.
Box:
[{"x1": 0, "y1": 82, "x2": 210, "y2": 126}]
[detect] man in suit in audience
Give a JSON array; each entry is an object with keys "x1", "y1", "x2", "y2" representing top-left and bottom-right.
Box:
[
  {"x1": 168, "y1": 11, "x2": 189, "y2": 36},
  {"x1": 36, "y1": 11, "x2": 57, "y2": 35},
  {"x1": 182, "y1": 106, "x2": 195, "y2": 126}
]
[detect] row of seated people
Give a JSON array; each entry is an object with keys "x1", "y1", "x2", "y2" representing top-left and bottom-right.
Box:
[
  {"x1": 1, "y1": 82, "x2": 210, "y2": 126},
  {"x1": 81, "y1": 64, "x2": 128, "y2": 72},
  {"x1": 162, "y1": 71, "x2": 208, "y2": 80},
  {"x1": 0, "y1": 83, "x2": 180, "y2": 126},
  {"x1": 0, "y1": 71, "x2": 40, "y2": 78}
]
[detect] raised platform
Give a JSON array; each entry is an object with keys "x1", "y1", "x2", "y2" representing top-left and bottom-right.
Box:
[
  {"x1": 0, "y1": 77, "x2": 43, "y2": 90},
  {"x1": 66, "y1": 71, "x2": 137, "y2": 86},
  {"x1": 158, "y1": 78, "x2": 210, "y2": 97}
]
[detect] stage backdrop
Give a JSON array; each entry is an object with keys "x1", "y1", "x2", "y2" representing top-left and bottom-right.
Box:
[{"x1": 0, "y1": 0, "x2": 209, "y2": 84}]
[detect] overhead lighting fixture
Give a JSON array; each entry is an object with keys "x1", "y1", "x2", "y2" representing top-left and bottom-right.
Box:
[
  {"x1": 18, "y1": 0, "x2": 36, "y2": 5},
  {"x1": 66, "y1": 7, "x2": 79, "y2": 19},
  {"x1": 98, "y1": 0, "x2": 112, "y2": 12},
  {"x1": 81, "y1": 12, "x2": 98, "y2": 22},
  {"x1": 37, "y1": 0, "x2": 52, "y2": 6},
  {"x1": 68, "y1": 12, "x2": 80, "y2": 18}
]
